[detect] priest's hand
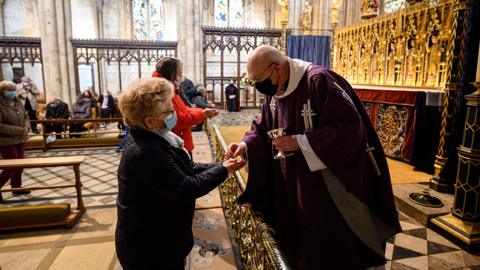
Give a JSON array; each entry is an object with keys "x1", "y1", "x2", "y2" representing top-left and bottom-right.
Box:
[
  {"x1": 226, "y1": 142, "x2": 246, "y2": 159},
  {"x1": 273, "y1": 135, "x2": 299, "y2": 152}
]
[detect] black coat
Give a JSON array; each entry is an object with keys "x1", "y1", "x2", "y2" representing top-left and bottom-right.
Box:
[
  {"x1": 46, "y1": 101, "x2": 69, "y2": 119},
  {"x1": 115, "y1": 128, "x2": 228, "y2": 269}
]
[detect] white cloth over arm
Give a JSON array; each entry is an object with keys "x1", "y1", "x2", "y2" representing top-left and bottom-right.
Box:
[{"x1": 296, "y1": 134, "x2": 327, "y2": 171}]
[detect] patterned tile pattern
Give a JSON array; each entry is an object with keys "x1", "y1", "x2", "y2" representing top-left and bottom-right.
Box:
[
  {"x1": 212, "y1": 109, "x2": 260, "y2": 126},
  {"x1": 385, "y1": 212, "x2": 480, "y2": 269}
]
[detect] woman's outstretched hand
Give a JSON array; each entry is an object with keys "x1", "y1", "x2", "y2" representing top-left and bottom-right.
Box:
[{"x1": 222, "y1": 158, "x2": 247, "y2": 173}]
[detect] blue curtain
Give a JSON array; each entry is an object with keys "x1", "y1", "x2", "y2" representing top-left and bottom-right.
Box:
[{"x1": 286, "y1": 35, "x2": 331, "y2": 68}]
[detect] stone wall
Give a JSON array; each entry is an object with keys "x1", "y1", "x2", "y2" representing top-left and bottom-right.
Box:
[{"x1": 0, "y1": 0, "x2": 293, "y2": 101}]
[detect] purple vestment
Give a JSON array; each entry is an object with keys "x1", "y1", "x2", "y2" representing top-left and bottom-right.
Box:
[{"x1": 238, "y1": 66, "x2": 401, "y2": 269}]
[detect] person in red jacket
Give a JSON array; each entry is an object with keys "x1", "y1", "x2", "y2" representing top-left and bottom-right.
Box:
[{"x1": 153, "y1": 58, "x2": 218, "y2": 159}]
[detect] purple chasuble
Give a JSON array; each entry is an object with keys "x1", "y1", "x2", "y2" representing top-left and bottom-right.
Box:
[{"x1": 238, "y1": 66, "x2": 401, "y2": 270}]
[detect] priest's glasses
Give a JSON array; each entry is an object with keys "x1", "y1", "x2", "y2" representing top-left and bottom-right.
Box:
[{"x1": 267, "y1": 128, "x2": 294, "y2": 159}]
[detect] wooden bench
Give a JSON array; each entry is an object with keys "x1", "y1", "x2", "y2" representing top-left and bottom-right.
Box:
[{"x1": 0, "y1": 156, "x2": 87, "y2": 231}]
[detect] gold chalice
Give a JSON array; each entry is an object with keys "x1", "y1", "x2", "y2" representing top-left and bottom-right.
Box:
[{"x1": 267, "y1": 128, "x2": 293, "y2": 159}]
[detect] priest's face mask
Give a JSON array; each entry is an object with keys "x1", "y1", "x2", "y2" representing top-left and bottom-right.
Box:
[{"x1": 253, "y1": 64, "x2": 280, "y2": 96}]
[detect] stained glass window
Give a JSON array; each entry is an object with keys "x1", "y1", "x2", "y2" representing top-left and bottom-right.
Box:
[
  {"x1": 133, "y1": 0, "x2": 164, "y2": 40},
  {"x1": 384, "y1": 0, "x2": 405, "y2": 13},
  {"x1": 215, "y1": 0, "x2": 243, "y2": 27}
]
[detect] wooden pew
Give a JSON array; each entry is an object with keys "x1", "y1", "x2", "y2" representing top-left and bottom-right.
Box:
[{"x1": 0, "y1": 156, "x2": 87, "y2": 231}]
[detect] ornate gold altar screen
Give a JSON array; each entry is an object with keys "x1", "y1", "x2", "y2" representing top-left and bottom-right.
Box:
[{"x1": 332, "y1": 1, "x2": 456, "y2": 88}]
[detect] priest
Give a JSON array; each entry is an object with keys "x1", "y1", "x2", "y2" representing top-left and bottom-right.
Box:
[{"x1": 226, "y1": 45, "x2": 401, "y2": 269}]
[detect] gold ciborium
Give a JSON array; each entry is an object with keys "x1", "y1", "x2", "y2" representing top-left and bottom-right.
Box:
[{"x1": 267, "y1": 128, "x2": 293, "y2": 159}]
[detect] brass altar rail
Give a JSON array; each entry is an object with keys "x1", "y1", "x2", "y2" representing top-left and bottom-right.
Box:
[
  {"x1": 205, "y1": 119, "x2": 290, "y2": 270},
  {"x1": 332, "y1": 0, "x2": 457, "y2": 88}
]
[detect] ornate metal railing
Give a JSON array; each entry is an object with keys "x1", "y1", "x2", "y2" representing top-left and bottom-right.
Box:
[
  {"x1": 205, "y1": 119, "x2": 290, "y2": 270},
  {"x1": 332, "y1": 0, "x2": 457, "y2": 88}
]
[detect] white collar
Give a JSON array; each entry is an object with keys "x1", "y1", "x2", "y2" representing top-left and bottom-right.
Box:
[{"x1": 275, "y1": 58, "x2": 312, "y2": 99}]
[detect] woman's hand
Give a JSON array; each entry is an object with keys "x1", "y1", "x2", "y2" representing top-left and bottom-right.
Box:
[
  {"x1": 203, "y1": 108, "x2": 219, "y2": 118},
  {"x1": 222, "y1": 158, "x2": 247, "y2": 173}
]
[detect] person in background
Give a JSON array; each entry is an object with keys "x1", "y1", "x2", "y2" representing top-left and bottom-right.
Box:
[
  {"x1": 153, "y1": 57, "x2": 219, "y2": 159},
  {"x1": 82, "y1": 89, "x2": 97, "y2": 117},
  {"x1": 180, "y1": 76, "x2": 196, "y2": 104},
  {"x1": 99, "y1": 90, "x2": 115, "y2": 118},
  {"x1": 45, "y1": 97, "x2": 70, "y2": 139},
  {"x1": 69, "y1": 96, "x2": 91, "y2": 138},
  {"x1": 191, "y1": 86, "x2": 214, "y2": 132},
  {"x1": 0, "y1": 81, "x2": 31, "y2": 203},
  {"x1": 115, "y1": 77, "x2": 245, "y2": 269},
  {"x1": 225, "y1": 79, "x2": 239, "y2": 112},
  {"x1": 17, "y1": 76, "x2": 40, "y2": 133}
]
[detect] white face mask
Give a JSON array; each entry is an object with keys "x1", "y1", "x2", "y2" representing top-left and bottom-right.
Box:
[{"x1": 176, "y1": 74, "x2": 185, "y2": 84}]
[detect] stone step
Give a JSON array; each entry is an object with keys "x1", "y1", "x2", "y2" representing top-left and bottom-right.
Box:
[{"x1": 393, "y1": 183, "x2": 454, "y2": 226}]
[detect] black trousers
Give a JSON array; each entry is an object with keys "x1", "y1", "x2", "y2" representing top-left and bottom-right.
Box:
[{"x1": 24, "y1": 98, "x2": 38, "y2": 132}]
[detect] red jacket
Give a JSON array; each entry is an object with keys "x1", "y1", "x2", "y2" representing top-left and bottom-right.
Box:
[{"x1": 152, "y1": 71, "x2": 205, "y2": 152}]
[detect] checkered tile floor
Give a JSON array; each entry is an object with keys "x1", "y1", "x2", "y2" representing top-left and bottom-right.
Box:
[
  {"x1": 385, "y1": 213, "x2": 480, "y2": 269},
  {"x1": 211, "y1": 109, "x2": 260, "y2": 126},
  {"x1": 1, "y1": 147, "x2": 119, "y2": 208}
]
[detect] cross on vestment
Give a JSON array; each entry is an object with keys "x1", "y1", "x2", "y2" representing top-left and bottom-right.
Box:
[
  {"x1": 301, "y1": 99, "x2": 317, "y2": 132},
  {"x1": 366, "y1": 143, "x2": 381, "y2": 176},
  {"x1": 332, "y1": 82, "x2": 382, "y2": 177}
]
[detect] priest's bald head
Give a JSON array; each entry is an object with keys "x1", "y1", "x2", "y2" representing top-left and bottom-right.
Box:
[{"x1": 247, "y1": 45, "x2": 290, "y2": 96}]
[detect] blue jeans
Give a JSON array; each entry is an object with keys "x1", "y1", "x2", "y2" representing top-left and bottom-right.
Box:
[{"x1": 118, "y1": 126, "x2": 129, "y2": 151}]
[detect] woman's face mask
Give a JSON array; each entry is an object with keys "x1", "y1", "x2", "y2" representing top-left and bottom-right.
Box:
[
  {"x1": 3, "y1": 90, "x2": 18, "y2": 101},
  {"x1": 149, "y1": 111, "x2": 177, "y2": 132},
  {"x1": 176, "y1": 74, "x2": 185, "y2": 84},
  {"x1": 163, "y1": 111, "x2": 177, "y2": 131}
]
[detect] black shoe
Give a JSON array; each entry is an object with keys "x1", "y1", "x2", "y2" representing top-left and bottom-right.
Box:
[
  {"x1": 12, "y1": 190, "x2": 31, "y2": 196},
  {"x1": 0, "y1": 193, "x2": 3, "y2": 203}
]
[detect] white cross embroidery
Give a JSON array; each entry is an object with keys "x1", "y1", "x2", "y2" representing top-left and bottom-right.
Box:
[{"x1": 301, "y1": 99, "x2": 317, "y2": 132}]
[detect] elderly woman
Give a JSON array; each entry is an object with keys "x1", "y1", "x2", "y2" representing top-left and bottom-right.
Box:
[
  {"x1": 0, "y1": 81, "x2": 31, "y2": 203},
  {"x1": 115, "y1": 78, "x2": 245, "y2": 269}
]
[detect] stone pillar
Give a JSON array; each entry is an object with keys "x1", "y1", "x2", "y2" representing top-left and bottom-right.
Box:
[
  {"x1": 0, "y1": 0, "x2": 5, "y2": 36},
  {"x1": 288, "y1": 0, "x2": 306, "y2": 34},
  {"x1": 176, "y1": 0, "x2": 203, "y2": 84},
  {"x1": 122, "y1": 0, "x2": 133, "y2": 39},
  {"x1": 430, "y1": 0, "x2": 470, "y2": 193},
  {"x1": 38, "y1": 0, "x2": 76, "y2": 104}
]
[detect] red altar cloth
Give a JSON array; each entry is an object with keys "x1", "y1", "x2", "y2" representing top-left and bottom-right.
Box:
[{"x1": 354, "y1": 89, "x2": 417, "y2": 161}]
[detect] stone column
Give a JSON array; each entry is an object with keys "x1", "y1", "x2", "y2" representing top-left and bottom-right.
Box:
[
  {"x1": 122, "y1": 0, "x2": 133, "y2": 39},
  {"x1": 176, "y1": 0, "x2": 203, "y2": 84},
  {"x1": 37, "y1": 0, "x2": 76, "y2": 104},
  {"x1": 288, "y1": 0, "x2": 306, "y2": 34},
  {"x1": 0, "y1": 0, "x2": 5, "y2": 36}
]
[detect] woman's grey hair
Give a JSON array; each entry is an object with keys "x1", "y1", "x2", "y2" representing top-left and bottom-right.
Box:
[
  {"x1": 118, "y1": 78, "x2": 174, "y2": 129},
  {"x1": 0, "y1": 80, "x2": 17, "y2": 92},
  {"x1": 21, "y1": 76, "x2": 32, "y2": 83},
  {"x1": 197, "y1": 86, "x2": 206, "y2": 96}
]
